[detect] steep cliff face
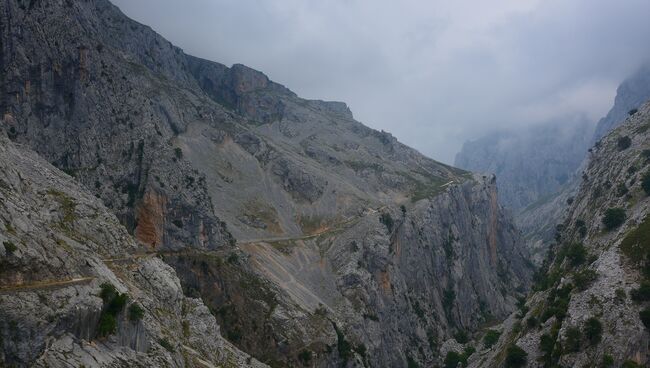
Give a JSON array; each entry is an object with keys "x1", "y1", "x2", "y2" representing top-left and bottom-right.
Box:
[
  {"x1": 0, "y1": 135, "x2": 265, "y2": 367},
  {"x1": 472, "y1": 101, "x2": 650, "y2": 368},
  {"x1": 0, "y1": 1, "x2": 532, "y2": 367}
]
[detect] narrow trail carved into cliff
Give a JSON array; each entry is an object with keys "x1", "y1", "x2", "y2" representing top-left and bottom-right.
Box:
[{"x1": 0, "y1": 277, "x2": 94, "y2": 293}]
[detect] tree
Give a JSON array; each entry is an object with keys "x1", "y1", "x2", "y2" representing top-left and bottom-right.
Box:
[
  {"x1": 602, "y1": 208, "x2": 626, "y2": 231},
  {"x1": 617, "y1": 136, "x2": 632, "y2": 151},
  {"x1": 585, "y1": 317, "x2": 603, "y2": 345},
  {"x1": 504, "y1": 345, "x2": 527, "y2": 368}
]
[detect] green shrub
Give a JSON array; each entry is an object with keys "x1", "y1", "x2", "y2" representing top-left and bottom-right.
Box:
[
  {"x1": 99, "y1": 283, "x2": 118, "y2": 302},
  {"x1": 617, "y1": 136, "x2": 632, "y2": 151},
  {"x1": 334, "y1": 324, "x2": 352, "y2": 361},
  {"x1": 174, "y1": 147, "x2": 183, "y2": 159},
  {"x1": 379, "y1": 213, "x2": 394, "y2": 233},
  {"x1": 107, "y1": 293, "x2": 128, "y2": 315},
  {"x1": 602, "y1": 208, "x2": 626, "y2": 231},
  {"x1": 640, "y1": 307, "x2": 650, "y2": 329},
  {"x1": 573, "y1": 269, "x2": 598, "y2": 291},
  {"x1": 629, "y1": 108, "x2": 638, "y2": 116},
  {"x1": 159, "y1": 337, "x2": 175, "y2": 352},
  {"x1": 504, "y1": 345, "x2": 527, "y2": 368},
  {"x1": 454, "y1": 330, "x2": 468, "y2": 344},
  {"x1": 298, "y1": 349, "x2": 312, "y2": 365},
  {"x1": 128, "y1": 303, "x2": 145, "y2": 322},
  {"x1": 584, "y1": 317, "x2": 603, "y2": 345},
  {"x1": 539, "y1": 334, "x2": 554, "y2": 355},
  {"x1": 443, "y1": 351, "x2": 462, "y2": 368},
  {"x1": 564, "y1": 327, "x2": 581, "y2": 353},
  {"x1": 483, "y1": 329, "x2": 501, "y2": 348},
  {"x1": 642, "y1": 172, "x2": 650, "y2": 196},
  {"x1": 406, "y1": 355, "x2": 420, "y2": 368},
  {"x1": 97, "y1": 283, "x2": 129, "y2": 337},
  {"x1": 565, "y1": 243, "x2": 587, "y2": 267},
  {"x1": 631, "y1": 281, "x2": 650, "y2": 302},
  {"x1": 3, "y1": 241, "x2": 17, "y2": 254},
  {"x1": 601, "y1": 354, "x2": 614, "y2": 367},
  {"x1": 621, "y1": 215, "x2": 650, "y2": 263},
  {"x1": 526, "y1": 316, "x2": 538, "y2": 329},
  {"x1": 97, "y1": 313, "x2": 117, "y2": 336}
]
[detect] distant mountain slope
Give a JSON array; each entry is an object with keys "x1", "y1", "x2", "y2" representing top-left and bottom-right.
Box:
[
  {"x1": 593, "y1": 63, "x2": 650, "y2": 141},
  {"x1": 454, "y1": 117, "x2": 594, "y2": 211},
  {"x1": 472, "y1": 100, "x2": 650, "y2": 368},
  {"x1": 0, "y1": 0, "x2": 531, "y2": 367}
]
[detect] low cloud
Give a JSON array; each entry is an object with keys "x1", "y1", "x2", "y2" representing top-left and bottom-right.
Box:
[{"x1": 112, "y1": 0, "x2": 650, "y2": 163}]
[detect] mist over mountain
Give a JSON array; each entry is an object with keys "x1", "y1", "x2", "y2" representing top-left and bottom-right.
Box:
[{"x1": 455, "y1": 116, "x2": 594, "y2": 211}]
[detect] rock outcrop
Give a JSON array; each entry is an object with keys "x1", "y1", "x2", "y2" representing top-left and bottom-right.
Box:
[
  {"x1": 0, "y1": 135, "x2": 265, "y2": 367},
  {"x1": 593, "y1": 63, "x2": 650, "y2": 141}
]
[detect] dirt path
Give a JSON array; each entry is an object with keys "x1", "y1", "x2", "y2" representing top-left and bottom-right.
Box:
[
  {"x1": 0, "y1": 277, "x2": 94, "y2": 293},
  {"x1": 237, "y1": 206, "x2": 386, "y2": 245}
]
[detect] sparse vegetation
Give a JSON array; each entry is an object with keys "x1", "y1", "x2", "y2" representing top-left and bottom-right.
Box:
[
  {"x1": 443, "y1": 347, "x2": 474, "y2": 368},
  {"x1": 483, "y1": 329, "x2": 501, "y2": 348},
  {"x1": 298, "y1": 349, "x2": 312, "y2": 365},
  {"x1": 174, "y1": 147, "x2": 183, "y2": 159},
  {"x1": 128, "y1": 303, "x2": 145, "y2": 322},
  {"x1": 631, "y1": 281, "x2": 650, "y2": 302},
  {"x1": 622, "y1": 360, "x2": 642, "y2": 368},
  {"x1": 640, "y1": 307, "x2": 650, "y2": 329},
  {"x1": 97, "y1": 283, "x2": 129, "y2": 337},
  {"x1": 602, "y1": 208, "x2": 626, "y2": 231},
  {"x1": 333, "y1": 323, "x2": 352, "y2": 361},
  {"x1": 379, "y1": 212, "x2": 394, "y2": 234},
  {"x1": 573, "y1": 269, "x2": 598, "y2": 291},
  {"x1": 584, "y1": 317, "x2": 603, "y2": 345},
  {"x1": 159, "y1": 337, "x2": 175, "y2": 352},
  {"x1": 565, "y1": 242, "x2": 587, "y2": 267},
  {"x1": 617, "y1": 136, "x2": 632, "y2": 151},
  {"x1": 642, "y1": 172, "x2": 650, "y2": 196},
  {"x1": 564, "y1": 326, "x2": 581, "y2": 353},
  {"x1": 3, "y1": 241, "x2": 17, "y2": 254},
  {"x1": 454, "y1": 330, "x2": 468, "y2": 344},
  {"x1": 629, "y1": 108, "x2": 638, "y2": 116},
  {"x1": 601, "y1": 354, "x2": 614, "y2": 367},
  {"x1": 504, "y1": 345, "x2": 527, "y2": 368}
]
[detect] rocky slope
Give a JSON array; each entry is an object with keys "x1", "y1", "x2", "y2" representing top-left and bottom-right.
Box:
[
  {"x1": 0, "y1": 134, "x2": 265, "y2": 367},
  {"x1": 0, "y1": 0, "x2": 532, "y2": 366},
  {"x1": 593, "y1": 63, "x2": 650, "y2": 141},
  {"x1": 470, "y1": 101, "x2": 650, "y2": 367},
  {"x1": 454, "y1": 118, "x2": 593, "y2": 212}
]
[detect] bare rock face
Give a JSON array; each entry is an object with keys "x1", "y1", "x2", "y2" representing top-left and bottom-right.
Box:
[
  {"x1": 473, "y1": 101, "x2": 650, "y2": 368},
  {"x1": 593, "y1": 63, "x2": 650, "y2": 141},
  {"x1": 0, "y1": 135, "x2": 265, "y2": 367},
  {"x1": 0, "y1": 0, "x2": 532, "y2": 367}
]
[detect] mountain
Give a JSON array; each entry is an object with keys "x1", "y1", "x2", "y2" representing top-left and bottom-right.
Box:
[
  {"x1": 593, "y1": 63, "x2": 650, "y2": 141},
  {"x1": 0, "y1": 134, "x2": 265, "y2": 367},
  {"x1": 454, "y1": 117, "x2": 594, "y2": 212},
  {"x1": 472, "y1": 101, "x2": 650, "y2": 367},
  {"x1": 0, "y1": 0, "x2": 531, "y2": 367}
]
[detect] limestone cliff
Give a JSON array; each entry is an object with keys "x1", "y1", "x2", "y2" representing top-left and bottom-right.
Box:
[{"x1": 0, "y1": 0, "x2": 532, "y2": 366}]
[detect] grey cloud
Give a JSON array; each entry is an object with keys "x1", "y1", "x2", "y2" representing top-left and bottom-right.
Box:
[{"x1": 111, "y1": 0, "x2": 650, "y2": 163}]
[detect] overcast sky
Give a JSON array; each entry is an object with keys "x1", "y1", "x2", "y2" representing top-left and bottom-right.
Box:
[{"x1": 112, "y1": 0, "x2": 650, "y2": 164}]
